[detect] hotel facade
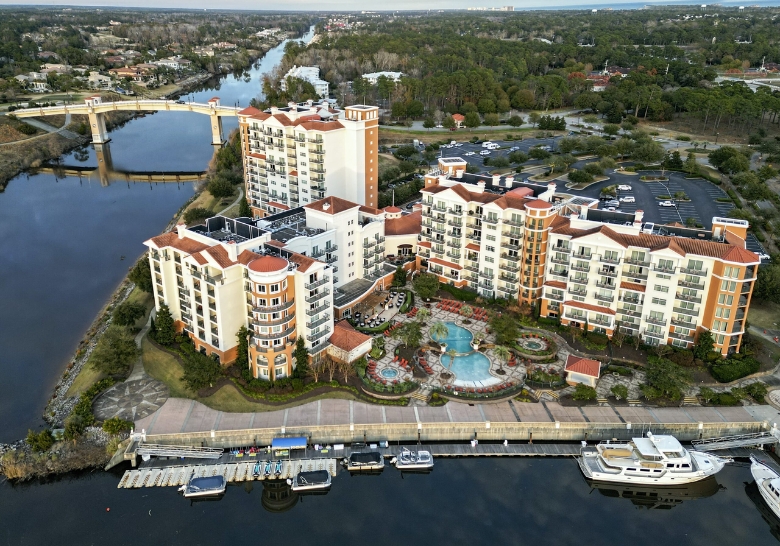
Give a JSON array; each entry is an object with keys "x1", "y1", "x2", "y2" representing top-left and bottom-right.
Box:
[
  {"x1": 237, "y1": 100, "x2": 380, "y2": 217},
  {"x1": 418, "y1": 157, "x2": 760, "y2": 356}
]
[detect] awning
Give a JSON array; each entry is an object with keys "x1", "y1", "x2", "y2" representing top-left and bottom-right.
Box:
[{"x1": 271, "y1": 437, "x2": 307, "y2": 450}]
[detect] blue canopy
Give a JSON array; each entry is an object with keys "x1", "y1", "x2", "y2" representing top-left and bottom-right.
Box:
[{"x1": 272, "y1": 437, "x2": 307, "y2": 450}]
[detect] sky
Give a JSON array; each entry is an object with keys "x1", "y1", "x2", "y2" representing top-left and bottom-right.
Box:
[{"x1": 1, "y1": 0, "x2": 779, "y2": 11}]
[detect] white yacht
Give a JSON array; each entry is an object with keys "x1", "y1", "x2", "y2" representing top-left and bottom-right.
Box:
[
  {"x1": 578, "y1": 432, "x2": 729, "y2": 485},
  {"x1": 392, "y1": 448, "x2": 434, "y2": 471},
  {"x1": 751, "y1": 455, "x2": 780, "y2": 520}
]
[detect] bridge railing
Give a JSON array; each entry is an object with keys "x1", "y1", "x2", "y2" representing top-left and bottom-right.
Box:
[{"x1": 13, "y1": 100, "x2": 240, "y2": 116}]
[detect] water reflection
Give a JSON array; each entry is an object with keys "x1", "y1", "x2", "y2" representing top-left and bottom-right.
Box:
[
  {"x1": 587, "y1": 477, "x2": 723, "y2": 510},
  {"x1": 748, "y1": 480, "x2": 780, "y2": 543}
]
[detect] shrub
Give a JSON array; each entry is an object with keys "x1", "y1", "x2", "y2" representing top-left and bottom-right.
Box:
[
  {"x1": 710, "y1": 357, "x2": 760, "y2": 383},
  {"x1": 179, "y1": 343, "x2": 223, "y2": 390},
  {"x1": 113, "y1": 301, "x2": 145, "y2": 326},
  {"x1": 611, "y1": 384, "x2": 628, "y2": 400},
  {"x1": 573, "y1": 383, "x2": 597, "y2": 401},
  {"x1": 102, "y1": 416, "x2": 134, "y2": 435},
  {"x1": 26, "y1": 429, "x2": 55, "y2": 452},
  {"x1": 746, "y1": 382, "x2": 768, "y2": 403},
  {"x1": 439, "y1": 283, "x2": 478, "y2": 302},
  {"x1": 568, "y1": 169, "x2": 594, "y2": 184},
  {"x1": 669, "y1": 350, "x2": 694, "y2": 367},
  {"x1": 183, "y1": 207, "x2": 213, "y2": 224}
]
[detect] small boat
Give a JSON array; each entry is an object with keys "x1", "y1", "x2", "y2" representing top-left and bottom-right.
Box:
[
  {"x1": 178, "y1": 473, "x2": 226, "y2": 499},
  {"x1": 578, "y1": 432, "x2": 729, "y2": 485},
  {"x1": 274, "y1": 459, "x2": 284, "y2": 477},
  {"x1": 287, "y1": 470, "x2": 332, "y2": 492},
  {"x1": 253, "y1": 461, "x2": 261, "y2": 478},
  {"x1": 751, "y1": 454, "x2": 780, "y2": 520},
  {"x1": 343, "y1": 451, "x2": 385, "y2": 472},
  {"x1": 263, "y1": 460, "x2": 272, "y2": 477},
  {"x1": 392, "y1": 448, "x2": 434, "y2": 471}
]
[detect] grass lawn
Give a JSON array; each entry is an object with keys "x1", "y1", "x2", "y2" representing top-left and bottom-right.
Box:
[
  {"x1": 749, "y1": 301, "x2": 780, "y2": 331},
  {"x1": 378, "y1": 153, "x2": 400, "y2": 176},
  {"x1": 199, "y1": 384, "x2": 360, "y2": 413},
  {"x1": 141, "y1": 336, "x2": 195, "y2": 399}
]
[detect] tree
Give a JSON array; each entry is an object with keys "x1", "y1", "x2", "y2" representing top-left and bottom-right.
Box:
[
  {"x1": 154, "y1": 303, "x2": 175, "y2": 345},
  {"x1": 207, "y1": 176, "x2": 234, "y2": 199},
  {"x1": 90, "y1": 324, "x2": 139, "y2": 376},
  {"x1": 494, "y1": 345, "x2": 511, "y2": 372},
  {"x1": 668, "y1": 150, "x2": 684, "y2": 169},
  {"x1": 239, "y1": 198, "x2": 251, "y2": 217},
  {"x1": 632, "y1": 141, "x2": 665, "y2": 163},
  {"x1": 392, "y1": 321, "x2": 423, "y2": 349},
  {"x1": 429, "y1": 321, "x2": 449, "y2": 344},
  {"x1": 129, "y1": 259, "x2": 153, "y2": 293},
  {"x1": 529, "y1": 148, "x2": 551, "y2": 160},
  {"x1": 611, "y1": 384, "x2": 628, "y2": 401},
  {"x1": 507, "y1": 115, "x2": 524, "y2": 127},
  {"x1": 183, "y1": 207, "x2": 213, "y2": 224},
  {"x1": 423, "y1": 118, "x2": 435, "y2": 130},
  {"x1": 102, "y1": 416, "x2": 133, "y2": 435},
  {"x1": 413, "y1": 272, "x2": 440, "y2": 300},
  {"x1": 573, "y1": 383, "x2": 597, "y2": 401},
  {"x1": 489, "y1": 313, "x2": 519, "y2": 346},
  {"x1": 391, "y1": 101, "x2": 407, "y2": 119},
  {"x1": 684, "y1": 152, "x2": 698, "y2": 175},
  {"x1": 755, "y1": 264, "x2": 780, "y2": 304},
  {"x1": 603, "y1": 123, "x2": 620, "y2": 137},
  {"x1": 528, "y1": 112, "x2": 541, "y2": 127},
  {"x1": 26, "y1": 429, "x2": 55, "y2": 452},
  {"x1": 642, "y1": 358, "x2": 691, "y2": 401},
  {"x1": 338, "y1": 359, "x2": 355, "y2": 385},
  {"x1": 294, "y1": 335, "x2": 309, "y2": 378},
  {"x1": 484, "y1": 113, "x2": 500, "y2": 126},
  {"x1": 460, "y1": 305, "x2": 473, "y2": 320},
  {"x1": 442, "y1": 116, "x2": 455, "y2": 129},
  {"x1": 416, "y1": 307, "x2": 431, "y2": 322},
  {"x1": 114, "y1": 301, "x2": 145, "y2": 326},
  {"x1": 699, "y1": 387, "x2": 715, "y2": 404},
  {"x1": 236, "y1": 326, "x2": 250, "y2": 371},
  {"x1": 392, "y1": 265, "x2": 407, "y2": 287},
  {"x1": 693, "y1": 331, "x2": 714, "y2": 361},
  {"x1": 464, "y1": 111, "x2": 481, "y2": 130}
]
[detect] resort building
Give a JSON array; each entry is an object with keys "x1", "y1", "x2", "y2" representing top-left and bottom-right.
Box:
[
  {"x1": 360, "y1": 71, "x2": 404, "y2": 85},
  {"x1": 419, "y1": 157, "x2": 760, "y2": 356},
  {"x1": 143, "y1": 196, "x2": 420, "y2": 377},
  {"x1": 238, "y1": 100, "x2": 380, "y2": 216},
  {"x1": 279, "y1": 65, "x2": 329, "y2": 97}
]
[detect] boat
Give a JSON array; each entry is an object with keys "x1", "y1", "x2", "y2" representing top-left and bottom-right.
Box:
[
  {"x1": 343, "y1": 451, "x2": 385, "y2": 472},
  {"x1": 287, "y1": 470, "x2": 332, "y2": 492},
  {"x1": 274, "y1": 459, "x2": 284, "y2": 477},
  {"x1": 578, "y1": 432, "x2": 729, "y2": 485},
  {"x1": 178, "y1": 473, "x2": 227, "y2": 499},
  {"x1": 392, "y1": 448, "x2": 434, "y2": 471},
  {"x1": 751, "y1": 455, "x2": 780, "y2": 520},
  {"x1": 263, "y1": 460, "x2": 272, "y2": 477},
  {"x1": 588, "y1": 476, "x2": 721, "y2": 510},
  {"x1": 253, "y1": 461, "x2": 261, "y2": 478}
]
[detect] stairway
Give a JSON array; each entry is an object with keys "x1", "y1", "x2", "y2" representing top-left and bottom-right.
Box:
[
  {"x1": 683, "y1": 396, "x2": 699, "y2": 406},
  {"x1": 537, "y1": 389, "x2": 559, "y2": 401},
  {"x1": 409, "y1": 391, "x2": 430, "y2": 402}
]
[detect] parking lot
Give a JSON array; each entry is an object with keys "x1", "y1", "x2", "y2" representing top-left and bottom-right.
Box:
[{"x1": 437, "y1": 137, "x2": 561, "y2": 169}]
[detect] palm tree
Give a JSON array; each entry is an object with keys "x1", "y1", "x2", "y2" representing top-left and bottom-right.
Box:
[
  {"x1": 446, "y1": 348, "x2": 457, "y2": 379},
  {"x1": 460, "y1": 304, "x2": 473, "y2": 321},
  {"x1": 429, "y1": 321, "x2": 449, "y2": 347},
  {"x1": 494, "y1": 345, "x2": 511, "y2": 373},
  {"x1": 416, "y1": 307, "x2": 431, "y2": 322}
]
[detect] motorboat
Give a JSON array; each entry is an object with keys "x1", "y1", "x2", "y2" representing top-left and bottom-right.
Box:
[
  {"x1": 288, "y1": 470, "x2": 332, "y2": 492},
  {"x1": 343, "y1": 451, "x2": 385, "y2": 472},
  {"x1": 751, "y1": 455, "x2": 780, "y2": 520},
  {"x1": 392, "y1": 448, "x2": 434, "y2": 471},
  {"x1": 274, "y1": 459, "x2": 284, "y2": 477},
  {"x1": 578, "y1": 432, "x2": 729, "y2": 485},
  {"x1": 588, "y1": 476, "x2": 721, "y2": 510},
  {"x1": 178, "y1": 473, "x2": 227, "y2": 499}
]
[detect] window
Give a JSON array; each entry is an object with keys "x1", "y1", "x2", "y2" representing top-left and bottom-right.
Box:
[
  {"x1": 658, "y1": 258, "x2": 674, "y2": 271},
  {"x1": 654, "y1": 285, "x2": 669, "y2": 293},
  {"x1": 721, "y1": 280, "x2": 737, "y2": 292},
  {"x1": 485, "y1": 256, "x2": 494, "y2": 263},
  {"x1": 605, "y1": 250, "x2": 619, "y2": 261},
  {"x1": 717, "y1": 294, "x2": 734, "y2": 305},
  {"x1": 724, "y1": 266, "x2": 740, "y2": 278},
  {"x1": 258, "y1": 284, "x2": 266, "y2": 293},
  {"x1": 270, "y1": 283, "x2": 279, "y2": 293},
  {"x1": 715, "y1": 307, "x2": 731, "y2": 319},
  {"x1": 651, "y1": 297, "x2": 666, "y2": 306},
  {"x1": 486, "y1": 246, "x2": 495, "y2": 253},
  {"x1": 486, "y1": 234, "x2": 496, "y2": 242}
]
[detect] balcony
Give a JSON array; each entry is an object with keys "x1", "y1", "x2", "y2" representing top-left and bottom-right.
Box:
[
  {"x1": 481, "y1": 215, "x2": 499, "y2": 225},
  {"x1": 675, "y1": 293, "x2": 701, "y2": 304},
  {"x1": 306, "y1": 303, "x2": 330, "y2": 317},
  {"x1": 447, "y1": 208, "x2": 464, "y2": 215},
  {"x1": 479, "y1": 271, "x2": 493, "y2": 279},
  {"x1": 499, "y1": 273, "x2": 517, "y2": 283},
  {"x1": 504, "y1": 243, "x2": 521, "y2": 251},
  {"x1": 672, "y1": 306, "x2": 699, "y2": 317},
  {"x1": 467, "y1": 233, "x2": 481, "y2": 242},
  {"x1": 325, "y1": 255, "x2": 338, "y2": 264},
  {"x1": 253, "y1": 300, "x2": 295, "y2": 314},
  {"x1": 431, "y1": 226, "x2": 446, "y2": 235},
  {"x1": 573, "y1": 254, "x2": 593, "y2": 261},
  {"x1": 678, "y1": 279, "x2": 705, "y2": 290},
  {"x1": 254, "y1": 326, "x2": 296, "y2": 341},
  {"x1": 464, "y1": 265, "x2": 479, "y2": 273},
  {"x1": 570, "y1": 263, "x2": 590, "y2": 273},
  {"x1": 564, "y1": 313, "x2": 586, "y2": 322},
  {"x1": 504, "y1": 218, "x2": 523, "y2": 227},
  {"x1": 593, "y1": 293, "x2": 614, "y2": 303},
  {"x1": 597, "y1": 269, "x2": 618, "y2": 278},
  {"x1": 305, "y1": 276, "x2": 330, "y2": 290},
  {"x1": 545, "y1": 292, "x2": 564, "y2": 301},
  {"x1": 599, "y1": 255, "x2": 620, "y2": 265},
  {"x1": 252, "y1": 313, "x2": 295, "y2": 328},
  {"x1": 307, "y1": 328, "x2": 331, "y2": 343},
  {"x1": 568, "y1": 288, "x2": 587, "y2": 297},
  {"x1": 551, "y1": 256, "x2": 569, "y2": 265},
  {"x1": 643, "y1": 329, "x2": 666, "y2": 339},
  {"x1": 591, "y1": 317, "x2": 612, "y2": 327},
  {"x1": 447, "y1": 219, "x2": 463, "y2": 227},
  {"x1": 680, "y1": 266, "x2": 707, "y2": 276},
  {"x1": 552, "y1": 246, "x2": 571, "y2": 254},
  {"x1": 618, "y1": 308, "x2": 641, "y2": 318},
  {"x1": 669, "y1": 330, "x2": 694, "y2": 342},
  {"x1": 671, "y1": 317, "x2": 695, "y2": 327},
  {"x1": 478, "y1": 281, "x2": 494, "y2": 290},
  {"x1": 446, "y1": 240, "x2": 461, "y2": 248},
  {"x1": 500, "y1": 262, "x2": 520, "y2": 273},
  {"x1": 595, "y1": 281, "x2": 616, "y2": 290},
  {"x1": 569, "y1": 276, "x2": 588, "y2": 285},
  {"x1": 549, "y1": 268, "x2": 568, "y2": 278},
  {"x1": 645, "y1": 315, "x2": 666, "y2": 326},
  {"x1": 305, "y1": 289, "x2": 330, "y2": 304},
  {"x1": 625, "y1": 257, "x2": 650, "y2": 267}
]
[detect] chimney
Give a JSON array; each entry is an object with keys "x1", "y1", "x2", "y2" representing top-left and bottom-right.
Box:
[
  {"x1": 579, "y1": 204, "x2": 589, "y2": 219},
  {"x1": 476, "y1": 181, "x2": 486, "y2": 191},
  {"x1": 570, "y1": 212, "x2": 579, "y2": 221},
  {"x1": 270, "y1": 106, "x2": 279, "y2": 115},
  {"x1": 492, "y1": 174, "x2": 501, "y2": 186},
  {"x1": 505, "y1": 176, "x2": 515, "y2": 186},
  {"x1": 634, "y1": 209, "x2": 644, "y2": 224},
  {"x1": 547, "y1": 182, "x2": 556, "y2": 193},
  {"x1": 322, "y1": 202, "x2": 331, "y2": 211}
]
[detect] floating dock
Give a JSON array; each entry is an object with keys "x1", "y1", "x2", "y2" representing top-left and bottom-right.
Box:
[{"x1": 117, "y1": 458, "x2": 337, "y2": 490}]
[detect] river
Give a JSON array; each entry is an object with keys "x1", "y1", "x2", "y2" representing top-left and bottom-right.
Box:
[{"x1": 1, "y1": 27, "x2": 779, "y2": 544}]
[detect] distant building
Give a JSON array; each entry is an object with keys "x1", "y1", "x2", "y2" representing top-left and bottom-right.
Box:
[
  {"x1": 88, "y1": 71, "x2": 112, "y2": 90},
  {"x1": 452, "y1": 113, "x2": 465, "y2": 128},
  {"x1": 152, "y1": 56, "x2": 192, "y2": 70},
  {"x1": 361, "y1": 71, "x2": 403, "y2": 85},
  {"x1": 280, "y1": 65, "x2": 329, "y2": 98}
]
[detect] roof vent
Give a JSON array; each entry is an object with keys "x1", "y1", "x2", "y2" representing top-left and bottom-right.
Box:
[{"x1": 323, "y1": 202, "x2": 330, "y2": 211}]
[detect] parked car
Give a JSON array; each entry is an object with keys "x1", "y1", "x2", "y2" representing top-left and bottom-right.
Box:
[
  {"x1": 619, "y1": 196, "x2": 635, "y2": 203},
  {"x1": 617, "y1": 184, "x2": 632, "y2": 191},
  {"x1": 464, "y1": 151, "x2": 475, "y2": 156},
  {"x1": 659, "y1": 201, "x2": 676, "y2": 207},
  {"x1": 482, "y1": 141, "x2": 494, "y2": 148},
  {"x1": 605, "y1": 199, "x2": 620, "y2": 207},
  {"x1": 509, "y1": 146, "x2": 520, "y2": 151},
  {"x1": 758, "y1": 253, "x2": 771, "y2": 260},
  {"x1": 479, "y1": 150, "x2": 491, "y2": 156}
]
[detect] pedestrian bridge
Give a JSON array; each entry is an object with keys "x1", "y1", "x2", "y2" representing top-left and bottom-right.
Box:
[{"x1": 12, "y1": 95, "x2": 239, "y2": 145}]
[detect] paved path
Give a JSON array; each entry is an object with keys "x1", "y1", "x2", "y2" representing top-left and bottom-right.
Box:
[
  {"x1": 134, "y1": 396, "x2": 760, "y2": 436},
  {"x1": 216, "y1": 187, "x2": 244, "y2": 216}
]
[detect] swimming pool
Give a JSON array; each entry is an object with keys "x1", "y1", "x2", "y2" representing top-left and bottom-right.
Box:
[
  {"x1": 434, "y1": 322, "x2": 494, "y2": 382},
  {"x1": 441, "y1": 351, "x2": 493, "y2": 383},
  {"x1": 431, "y1": 322, "x2": 474, "y2": 353},
  {"x1": 380, "y1": 368, "x2": 399, "y2": 379}
]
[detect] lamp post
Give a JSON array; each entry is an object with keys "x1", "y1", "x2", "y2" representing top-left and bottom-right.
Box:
[{"x1": 715, "y1": 132, "x2": 720, "y2": 144}]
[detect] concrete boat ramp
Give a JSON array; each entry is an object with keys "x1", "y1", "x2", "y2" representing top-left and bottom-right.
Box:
[{"x1": 118, "y1": 458, "x2": 338, "y2": 490}]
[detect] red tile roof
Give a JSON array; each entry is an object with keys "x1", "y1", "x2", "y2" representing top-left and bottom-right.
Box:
[
  {"x1": 565, "y1": 355, "x2": 601, "y2": 378},
  {"x1": 619, "y1": 281, "x2": 646, "y2": 292},
  {"x1": 329, "y1": 320, "x2": 372, "y2": 353},
  {"x1": 383, "y1": 206, "x2": 402, "y2": 213},
  {"x1": 562, "y1": 300, "x2": 615, "y2": 315},
  {"x1": 385, "y1": 211, "x2": 422, "y2": 236},
  {"x1": 359, "y1": 205, "x2": 383, "y2": 215},
  {"x1": 428, "y1": 257, "x2": 462, "y2": 270},
  {"x1": 267, "y1": 201, "x2": 290, "y2": 211},
  {"x1": 248, "y1": 256, "x2": 287, "y2": 273},
  {"x1": 544, "y1": 280, "x2": 567, "y2": 289},
  {"x1": 238, "y1": 106, "x2": 261, "y2": 116},
  {"x1": 525, "y1": 199, "x2": 552, "y2": 210},
  {"x1": 288, "y1": 252, "x2": 319, "y2": 273},
  {"x1": 466, "y1": 243, "x2": 481, "y2": 252},
  {"x1": 305, "y1": 196, "x2": 360, "y2": 215},
  {"x1": 147, "y1": 231, "x2": 210, "y2": 255}
]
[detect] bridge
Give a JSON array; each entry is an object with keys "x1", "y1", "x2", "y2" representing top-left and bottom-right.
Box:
[
  {"x1": 38, "y1": 142, "x2": 207, "y2": 186},
  {"x1": 12, "y1": 95, "x2": 239, "y2": 145}
]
